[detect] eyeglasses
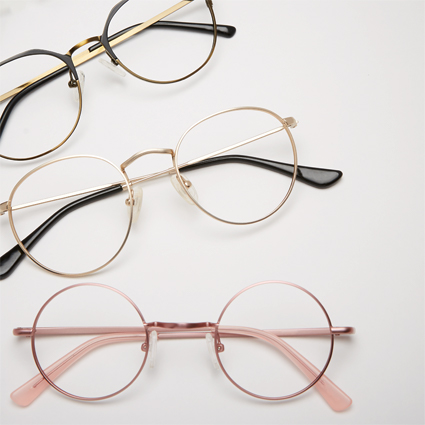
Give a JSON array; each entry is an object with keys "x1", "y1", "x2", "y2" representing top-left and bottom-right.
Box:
[
  {"x1": 10, "y1": 280, "x2": 355, "y2": 410},
  {"x1": 0, "y1": 0, "x2": 236, "y2": 161},
  {"x1": 0, "y1": 106, "x2": 343, "y2": 279}
]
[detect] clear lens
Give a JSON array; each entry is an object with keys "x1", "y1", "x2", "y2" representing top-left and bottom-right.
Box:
[
  {"x1": 33, "y1": 284, "x2": 147, "y2": 400},
  {"x1": 175, "y1": 108, "x2": 296, "y2": 223},
  {"x1": 0, "y1": 54, "x2": 80, "y2": 160},
  {"x1": 9, "y1": 156, "x2": 131, "y2": 275},
  {"x1": 107, "y1": 0, "x2": 215, "y2": 82},
  {"x1": 216, "y1": 282, "x2": 332, "y2": 399}
]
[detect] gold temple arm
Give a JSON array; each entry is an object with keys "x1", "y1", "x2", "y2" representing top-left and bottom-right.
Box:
[
  {"x1": 0, "y1": 1, "x2": 192, "y2": 103},
  {"x1": 1, "y1": 120, "x2": 297, "y2": 215}
]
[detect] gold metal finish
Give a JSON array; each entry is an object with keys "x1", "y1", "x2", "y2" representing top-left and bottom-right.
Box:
[
  {"x1": 4, "y1": 110, "x2": 298, "y2": 216},
  {"x1": 173, "y1": 106, "x2": 298, "y2": 225},
  {"x1": 0, "y1": 1, "x2": 193, "y2": 103},
  {"x1": 0, "y1": 201, "x2": 8, "y2": 216},
  {"x1": 66, "y1": 36, "x2": 101, "y2": 56},
  {"x1": 7, "y1": 155, "x2": 134, "y2": 278},
  {"x1": 0, "y1": 81, "x2": 83, "y2": 162},
  {"x1": 115, "y1": 0, "x2": 217, "y2": 84},
  {"x1": 284, "y1": 117, "x2": 298, "y2": 129},
  {"x1": 1, "y1": 0, "x2": 220, "y2": 162},
  {"x1": 120, "y1": 148, "x2": 175, "y2": 171},
  {"x1": 2, "y1": 107, "x2": 299, "y2": 277}
]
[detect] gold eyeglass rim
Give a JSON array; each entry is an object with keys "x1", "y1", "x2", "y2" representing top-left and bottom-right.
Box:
[{"x1": 0, "y1": 0, "x2": 230, "y2": 161}]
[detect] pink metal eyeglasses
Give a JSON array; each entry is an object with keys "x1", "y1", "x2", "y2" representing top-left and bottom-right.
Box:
[{"x1": 11, "y1": 280, "x2": 355, "y2": 411}]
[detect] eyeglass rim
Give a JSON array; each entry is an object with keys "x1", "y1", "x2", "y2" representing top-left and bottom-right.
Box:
[
  {"x1": 173, "y1": 106, "x2": 299, "y2": 225},
  {"x1": 4, "y1": 107, "x2": 299, "y2": 277},
  {"x1": 214, "y1": 279, "x2": 335, "y2": 401},
  {"x1": 0, "y1": 51, "x2": 82, "y2": 161},
  {"x1": 0, "y1": 0, "x2": 225, "y2": 161},
  {"x1": 30, "y1": 282, "x2": 149, "y2": 402},
  {"x1": 102, "y1": 0, "x2": 219, "y2": 84},
  {"x1": 7, "y1": 155, "x2": 134, "y2": 278},
  {"x1": 28, "y1": 280, "x2": 335, "y2": 403}
]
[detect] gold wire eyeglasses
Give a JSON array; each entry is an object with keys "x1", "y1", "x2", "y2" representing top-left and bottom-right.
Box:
[
  {"x1": 0, "y1": 106, "x2": 343, "y2": 279},
  {"x1": 0, "y1": 0, "x2": 236, "y2": 161}
]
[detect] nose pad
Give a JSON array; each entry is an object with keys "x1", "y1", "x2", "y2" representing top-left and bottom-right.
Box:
[
  {"x1": 170, "y1": 173, "x2": 198, "y2": 205},
  {"x1": 69, "y1": 71, "x2": 85, "y2": 102},
  {"x1": 148, "y1": 330, "x2": 158, "y2": 369},
  {"x1": 125, "y1": 186, "x2": 143, "y2": 223},
  {"x1": 205, "y1": 333, "x2": 220, "y2": 370},
  {"x1": 99, "y1": 58, "x2": 126, "y2": 77}
]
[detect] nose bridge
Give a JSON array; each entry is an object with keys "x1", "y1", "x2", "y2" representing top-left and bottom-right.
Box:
[
  {"x1": 147, "y1": 321, "x2": 216, "y2": 330},
  {"x1": 66, "y1": 36, "x2": 102, "y2": 57},
  {"x1": 146, "y1": 321, "x2": 217, "y2": 338},
  {"x1": 120, "y1": 148, "x2": 175, "y2": 172}
]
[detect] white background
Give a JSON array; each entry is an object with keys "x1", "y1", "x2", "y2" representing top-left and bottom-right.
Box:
[{"x1": 0, "y1": 1, "x2": 423, "y2": 424}]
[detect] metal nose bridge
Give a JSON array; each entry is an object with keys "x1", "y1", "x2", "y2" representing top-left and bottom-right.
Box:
[
  {"x1": 146, "y1": 321, "x2": 217, "y2": 338},
  {"x1": 66, "y1": 36, "x2": 102, "y2": 57},
  {"x1": 147, "y1": 321, "x2": 216, "y2": 330},
  {"x1": 120, "y1": 148, "x2": 175, "y2": 172}
]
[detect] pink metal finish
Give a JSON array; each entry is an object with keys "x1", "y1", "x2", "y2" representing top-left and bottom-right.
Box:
[
  {"x1": 11, "y1": 281, "x2": 355, "y2": 410},
  {"x1": 216, "y1": 326, "x2": 351, "y2": 412},
  {"x1": 29, "y1": 283, "x2": 148, "y2": 404},
  {"x1": 13, "y1": 326, "x2": 355, "y2": 338},
  {"x1": 215, "y1": 280, "x2": 352, "y2": 411},
  {"x1": 11, "y1": 333, "x2": 144, "y2": 407}
]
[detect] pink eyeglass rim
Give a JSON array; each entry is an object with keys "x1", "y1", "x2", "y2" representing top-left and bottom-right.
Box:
[
  {"x1": 26, "y1": 281, "x2": 345, "y2": 405},
  {"x1": 214, "y1": 280, "x2": 334, "y2": 401},
  {"x1": 30, "y1": 283, "x2": 149, "y2": 402}
]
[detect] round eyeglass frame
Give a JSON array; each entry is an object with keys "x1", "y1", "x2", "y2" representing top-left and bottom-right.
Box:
[
  {"x1": 0, "y1": 51, "x2": 83, "y2": 162},
  {"x1": 173, "y1": 106, "x2": 298, "y2": 225},
  {"x1": 7, "y1": 155, "x2": 134, "y2": 277},
  {"x1": 31, "y1": 283, "x2": 149, "y2": 402},
  {"x1": 0, "y1": 0, "x2": 219, "y2": 161},
  {"x1": 29, "y1": 280, "x2": 335, "y2": 402},
  {"x1": 214, "y1": 280, "x2": 335, "y2": 400},
  {"x1": 107, "y1": 0, "x2": 218, "y2": 84},
  {"x1": 5, "y1": 107, "x2": 298, "y2": 277}
]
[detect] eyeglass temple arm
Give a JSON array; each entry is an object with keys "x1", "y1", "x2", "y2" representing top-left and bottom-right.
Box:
[
  {"x1": 0, "y1": 153, "x2": 342, "y2": 279},
  {"x1": 181, "y1": 155, "x2": 343, "y2": 189},
  {"x1": 0, "y1": 66, "x2": 69, "y2": 141},
  {"x1": 89, "y1": 21, "x2": 235, "y2": 53},
  {"x1": 0, "y1": 185, "x2": 122, "y2": 280},
  {"x1": 10, "y1": 332, "x2": 143, "y2": 407},
  {"x1": 11, "y1": 325, "x2": 353, "y2": 410},
  {"x1": 218, "y1": 325, "x2": 352, "y2": 411},
  {"x1": 0, "y1": 21, "x2": 236, "y2": 107}
]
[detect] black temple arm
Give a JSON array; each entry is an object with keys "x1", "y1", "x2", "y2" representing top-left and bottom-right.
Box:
[
  {"x1": 181, "y1": 155, "x2": 343, "y2": 189},
  {"x1": 90, "y1": 21, "x2": 236, "y2": 52},
  {"x1": 0, "y1": 185, "x2": 123, "y2": 280},
  {"x1": 0, "y1": 67, "x2": 69, "y2": 141}
]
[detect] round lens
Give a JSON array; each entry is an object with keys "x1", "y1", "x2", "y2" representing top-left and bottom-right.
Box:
[
  {"x1": 9, "y1": 156, "x2": 132, "y2": 276},
  {"x1": 107, "y1": 0, "x2": 216, "y2": 82},
  {"x1": 175, "y1": 107, "x2": 297, "y2": 224},
  {"x1": 0, "y1": 54, "x2": 81, "y2": 160},
  {"x1": 32, "y1": 284, "x2": 147, "y2": 400},
  {"x1": 216, "y1": 281, "x2": 333, "y2": 399}
]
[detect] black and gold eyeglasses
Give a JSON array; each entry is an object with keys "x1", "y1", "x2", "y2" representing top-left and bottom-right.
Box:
[
  {"x1": 0, "y1": 106, "x2": 343, "y2": 279},
  {"x1": 0, "y1": 0, "x2": 236, "y2": 161}
]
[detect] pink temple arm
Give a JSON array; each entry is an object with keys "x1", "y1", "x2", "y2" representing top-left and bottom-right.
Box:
[
  {"x1": 218, "y1": 325, "x2": 352, "y2": 412},
  {"x1": 11, "y1": 325, "x2": 353, "y2": 408},
  {"x1": 13, "y1": 326, "x2": 354, "y2": 337},
  {"x1": 11, "y1": 332, "x2": 144, "y2": 407}
]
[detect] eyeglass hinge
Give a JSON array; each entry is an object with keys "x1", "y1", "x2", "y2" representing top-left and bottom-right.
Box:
[
  {"x1": 105, "y1": 50, "x2": 119, "y2": 66},
  {"x1": 283, "y1": 117, "x2": 298, "y2": 129},
  {"x1": 0, "y1": 201, "x2": 8, "y2": 215}
]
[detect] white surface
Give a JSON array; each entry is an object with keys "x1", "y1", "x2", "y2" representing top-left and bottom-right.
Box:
[{"x1": 0, "y1": 0, "x2": 424, "y2": 424}]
